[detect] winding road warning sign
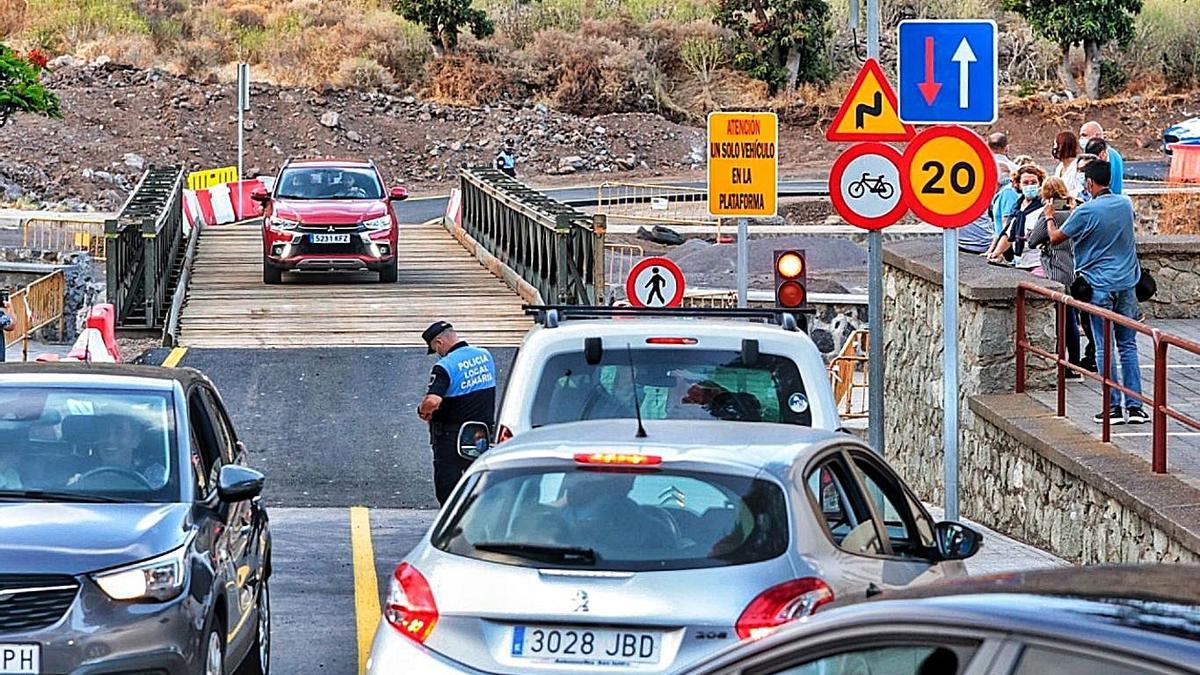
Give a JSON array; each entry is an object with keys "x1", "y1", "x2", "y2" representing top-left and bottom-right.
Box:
[
  {"x1": 627, "y1": 257, "x2": 686, "y2": 308},
  {"x1": 826, "y1": 60, "x2": 915, "y2": 142}
]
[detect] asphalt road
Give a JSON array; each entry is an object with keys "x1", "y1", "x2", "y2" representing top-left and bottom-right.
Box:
[{"x1": 141, "y1": 346, "x2": 517, "y2": 509}]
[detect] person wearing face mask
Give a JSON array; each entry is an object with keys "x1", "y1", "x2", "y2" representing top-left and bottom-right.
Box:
[
  {"x1": 988, "y1": 164, "x2": 1046, "y2": 269},
  {"x1": 984, "y1": 155, "x2": 1034, "y2": 259},
  {"x1": 1079, "y1": 121, "x2": 1123, "y2": 194},
  {"x1": 1027, "y1": 177, "x2": 1085, "y2": 380}
]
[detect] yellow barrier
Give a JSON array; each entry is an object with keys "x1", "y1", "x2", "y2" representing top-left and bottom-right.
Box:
[
  {"x1": 3, "y1": 270, "x2": 66, "y2": 361},
  {"x1": 603, "y1": 243, "x2": 643, "y2": 302},
  {"x1": 187, "y1": 165, "x2": 239, "y2": 191},
  {"x1": 22, "y1": 216, "x2": 107, "y2": 260}
]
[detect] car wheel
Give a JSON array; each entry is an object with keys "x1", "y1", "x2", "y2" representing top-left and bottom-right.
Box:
[
  {"x1": 236, "y1": 578, "x2": 271, "y2": 675},
  {"x1": 203, "y1": 620, "x2": 225, "y2": 675},
  {"x1": 379, "y1": 258, "x2": 398, "y2": 283},
  {"x1": 263, "y1": 261, "x2": 282, "y2": 285}
]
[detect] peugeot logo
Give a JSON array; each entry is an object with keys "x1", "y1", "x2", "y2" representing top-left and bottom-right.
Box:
[{"x1": 572, "y1": 590, "x2": 589, "y2": 613}]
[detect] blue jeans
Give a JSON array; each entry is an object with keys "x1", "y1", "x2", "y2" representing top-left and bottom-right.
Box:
[{"x1": 1088, "y1": 287, "x2": 1143, "y2": 410}]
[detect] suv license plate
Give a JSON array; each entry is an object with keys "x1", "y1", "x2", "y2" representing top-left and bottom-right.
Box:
[
  {"x1": 0, "y1": 644, "x2": 40, "y2": 674},
  {"x1": 511, "y1": 626, "x2": 660, "y2": 665},
  {"x1": 309, "y1": 234, "x2": 351, "y2": 244}
]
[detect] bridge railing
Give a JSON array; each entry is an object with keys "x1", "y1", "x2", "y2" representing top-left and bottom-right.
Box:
[
  {"x1": 105, "y1": 166, "x2": 185, "y2": 329},
  {"x1": 459, "y1": 166, "x2": 605, "y2": 305},
  {"x1": 1016, "y1": 281, "x2": 1200, "y2": 474}
]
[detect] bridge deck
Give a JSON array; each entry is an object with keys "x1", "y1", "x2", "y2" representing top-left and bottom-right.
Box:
[{"x1": 176, "y1": 221, "x2": 531, "y2": 348}]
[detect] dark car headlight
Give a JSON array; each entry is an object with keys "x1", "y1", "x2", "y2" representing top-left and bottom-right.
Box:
[{"x1": 92, "y1": 544, "x2": 188, "y2": 602}]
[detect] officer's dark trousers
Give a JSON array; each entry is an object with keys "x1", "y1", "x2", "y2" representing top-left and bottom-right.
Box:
[{"x1": 430, "y1": 428, "x2": 472, "y2": 505}]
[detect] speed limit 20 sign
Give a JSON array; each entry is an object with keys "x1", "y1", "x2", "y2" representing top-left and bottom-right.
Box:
[{"x1": 900, "y1": 126, "x2": 997, "y2": 228}]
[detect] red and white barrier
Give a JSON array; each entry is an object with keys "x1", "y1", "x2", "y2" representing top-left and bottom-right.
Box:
[
  {"x1": 36, "y1": 304, "x2": 122, "y2": 363},
  {"x1": 445, "y1": 187, "x2": 463, "y2": 229},
  {"x1": 183, "y1": 176, "x2": 276, "y2": 231}
]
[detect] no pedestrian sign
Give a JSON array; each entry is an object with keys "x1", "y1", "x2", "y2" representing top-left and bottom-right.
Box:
[
  {"x1": 626, "y1": 257, "x2": 685, "y2": 308},
  {"x1": 707, "y1": 112, "x2": 778, "y2": 217}
]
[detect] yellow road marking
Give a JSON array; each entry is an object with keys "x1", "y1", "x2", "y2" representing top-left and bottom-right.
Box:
[
  {"x1": 161, "y1": 347, "x2": 188, "y2": 368},
  {"x1": 351, "y1": 506, "x2": 381, "y2": 675}
]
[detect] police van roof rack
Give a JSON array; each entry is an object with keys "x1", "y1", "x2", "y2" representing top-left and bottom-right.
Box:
[{"x1": 522, "y1": 305, "x2": 809, "y2": 332}]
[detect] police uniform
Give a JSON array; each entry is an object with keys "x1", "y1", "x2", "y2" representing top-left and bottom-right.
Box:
[
  {"x1": 495, "y1": 149, "x2": 516, "y2": 178},
  {"x1": 423, "y1": 323, "x2": 497, "y2": 504}
]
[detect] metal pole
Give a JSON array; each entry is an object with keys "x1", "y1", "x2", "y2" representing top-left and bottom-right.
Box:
[
  {"x1": 737, "y1": 217, "x2": 748, "y2": 308},
  {"x1": 943, "y1": 228, "x2": 960, "y2": 521},
  {"x1": 237, "y1": 63, "x2": 248, "y2": 215},
  {"x1": 866, "y1": 0, "x2": 885, "y2": 456}
]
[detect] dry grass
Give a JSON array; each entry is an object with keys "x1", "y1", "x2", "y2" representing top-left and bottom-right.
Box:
[{"x1": 1154, "y1": 191, "x2": 1200, "y2": 235}]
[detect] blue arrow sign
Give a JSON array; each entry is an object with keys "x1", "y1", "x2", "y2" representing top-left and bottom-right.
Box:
[{"x1": 897, "y1": 20, "x2": 997, "y2": 125}]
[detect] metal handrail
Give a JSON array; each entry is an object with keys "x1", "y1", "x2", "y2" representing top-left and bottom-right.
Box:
[
  {"x1": 459, "y1": 166, "x2": 604, "y2": 305},
  {"x1": 162, "y1": 221, "x2": 202, "y2": 347},
  {"x1": 1015, "y1": 281, "x2": 1200, "y2": 473},
  {"x1": 106, "y1": 166, "x2": 185, "y2": 328}
]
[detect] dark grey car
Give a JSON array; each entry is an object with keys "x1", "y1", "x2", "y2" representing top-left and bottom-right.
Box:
[
  {"x1": 676, "y1": 564, "x2": 1200, "y2": 675},
  {"x1": 0, "y1": 364, "x2": 271, "y2": 675}
]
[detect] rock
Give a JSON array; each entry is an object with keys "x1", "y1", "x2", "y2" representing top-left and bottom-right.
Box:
[
  {"x1": 90, "y1": 55, "x2": 111, "y2": 68},
  {"x1": 419, "y1": 112, "x2": 432, "y2": 122},
  {"x1": 243, "y1": 119, "x2": 256, "y2": 131},
  {"x1": 122, "y1": 153, "x2": 145, "y2": 170},
  {"x1": 534, "y1": 103, "x2": 549, "y2": 115},
  {"x1": 594, "y1": 125, "x2": 606, "y2": 135},
  {"x1": 450, "y1": 141, "x2": 463, "y2": 152},
  {"x1": 49, "y1": 54, "x2": 83, "y2": 70},
  {"x1": 319, "y1": 111, "x2": 341, "y2": 128},
  {"x1": 402, "y1": 95, "x2": 416, "y2": 105},
  {"x1": 616, "y1": 154, "x2": 638, "y2": 171},
  {"x1": 559, "y1": 155, "x2": 586, "y2": 171},
  {"x1": 346, "y1": 130, "x2": 363, "y2": 143}
]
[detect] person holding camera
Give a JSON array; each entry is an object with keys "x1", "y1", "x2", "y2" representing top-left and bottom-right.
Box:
[
  {"x1": 1028, "y1": 177, "x2": 1084, "y2": 380},
  {"x1": 0, "y1": 290, "x2": 15, "y2": 362}
]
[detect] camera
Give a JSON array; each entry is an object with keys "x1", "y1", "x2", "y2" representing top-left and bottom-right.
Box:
[{"x1": 1051, "y1": 198, "x2": 1071, "y2": 212}]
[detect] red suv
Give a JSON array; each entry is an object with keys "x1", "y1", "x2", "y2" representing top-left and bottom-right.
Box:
[{"x1": 253, "y1": 158, "x2": 407, "y2": 284}]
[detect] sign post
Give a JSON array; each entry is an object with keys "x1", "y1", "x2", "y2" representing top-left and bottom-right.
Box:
[
  {"x1": 901, "y1": 125, "x2": 997, "y2": 521},
  {"x1": 236, "y1": 63, "x2": 250, "y2": 216},
  {"x1": 707, "y1": 112, "x2": 779, "y2": 308}
]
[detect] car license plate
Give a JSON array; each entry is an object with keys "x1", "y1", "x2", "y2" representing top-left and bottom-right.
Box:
[
  {"x1": 511, "y1": 625, "x2": 660, "y2": 665},
  {"x1": 0, "y1": 644, "x2": 39, "y2": 674},
  {"x1": 309, "y1": 234, "x2": 351, "y2": 244}
]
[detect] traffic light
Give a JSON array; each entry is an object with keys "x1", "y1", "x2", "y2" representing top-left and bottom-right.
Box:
[{"x1": 774, "y1": 249, "x2": 807, "y2": 309}]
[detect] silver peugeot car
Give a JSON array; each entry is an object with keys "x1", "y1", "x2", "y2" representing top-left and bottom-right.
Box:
[{"x1": 365, "y1": 419, "x2": 980, "y2": 674}]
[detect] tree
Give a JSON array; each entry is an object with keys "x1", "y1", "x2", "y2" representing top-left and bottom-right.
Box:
[
  {"x1": 1002, "y1": 0, "x2": 1142, "y2": 99},
  {"x1": 0, "y1": 45, "x2": 61, "y2": 127},
  {"x1": 715, "y1": 0, "x2": 831, "y2": 94},
  {"x1": 392, "y1": 0, "x2": 495, "y2": 56}
]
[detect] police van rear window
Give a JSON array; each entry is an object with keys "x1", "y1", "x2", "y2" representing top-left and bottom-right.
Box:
[
  {"x1": 529, "y1": 349, "x2": 811, "y2": 428},
  {"x1": 432, "y1": 467, "x2": 789, "y2": 571}
]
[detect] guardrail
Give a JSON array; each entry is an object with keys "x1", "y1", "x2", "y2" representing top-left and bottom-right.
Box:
[
  {"x1": 162, "y1": 221, "x2": 202, "y2": 347},
  {"x1": 21, "y1": 214, "x2": 108, "y2": 260},
  {"x1": 459, "y1": 166, "x2": 604, "y2": 305},
  {"x1": 105, "y1": 166, "x2": 185, "y2": 328},
  {"x1": 3, "y1": 270, "x2": 65, "y2": 361},
  {"x1": 1015, "y1": 281, "x2": 1200, "y2": 474}
]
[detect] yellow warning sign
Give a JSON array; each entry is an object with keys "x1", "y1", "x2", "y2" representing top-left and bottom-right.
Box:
[
  {"x1": 707, "y1": 112, "x2": 778, "y2": 217},
  {"x1": 187, "y1": 166, "x2": 239, "y2": 191},
  {"x1": 826, "y1": 59, "x2": 914, "y2": 142}
]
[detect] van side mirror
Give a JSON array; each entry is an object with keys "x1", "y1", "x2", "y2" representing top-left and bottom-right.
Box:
[
  {"x1": 217, "y1": 465, "x2": 265, "y2": 502},
  {"x1": 459, "y1": 421, "x2": 491, "y2": 460},
  {"x1": 389, "y1": 186, "x2": 408, "y2": 201},
  {"x1": 934, "y1": 521, "x2": 982, "y2": 561},
  {"x1": 250, "y1": 187, "x2": 270, "y2": 204}
]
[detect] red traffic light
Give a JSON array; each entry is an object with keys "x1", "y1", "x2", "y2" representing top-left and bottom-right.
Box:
[{"x1": 774, "y1": 250, "x2": 807, "y2": 309}]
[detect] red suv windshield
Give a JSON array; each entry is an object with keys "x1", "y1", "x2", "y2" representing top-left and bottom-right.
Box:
[{"x1": 276, "y1": 166, "x2": 383, "y2": 200}]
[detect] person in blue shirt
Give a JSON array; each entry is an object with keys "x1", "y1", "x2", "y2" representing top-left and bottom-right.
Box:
[
  {"x1": 494, "y1": 139, "x2": 517, "y2": 178},
  {"x1": 1048, "y1": 160, "x2": 1147, "y2": 425},
  {"x1": 0, "y1": 293, "x2": 14, "y2": 363},
  {"x1": 1079, "y1": 121, "x2": 1123, "y2": 194}
]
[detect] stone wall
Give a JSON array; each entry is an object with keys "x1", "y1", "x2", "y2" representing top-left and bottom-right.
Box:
[
  {"x1": 882, "y1": 238, "x2": 1200, "y2": 563},
  {"x1": 1137, "y1": 236, "x2": 1200, "y2": 320}
]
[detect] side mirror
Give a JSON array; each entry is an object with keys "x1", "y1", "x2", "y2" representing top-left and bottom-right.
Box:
[
  {"x1": 458, "y1": 421, "x2": 491, "y2": 460},
  {"x1": 934, "y1": 521, "x2": 982, "y2": 561},
  {"x1": 250, "y1": 187, "x2": 270, "y2": 204},
  {"x1": 217, "y1": 465, "x2": 265, "y2": 502},
  {"x1": 389, "y1": 186, "x2": 408, "y2": 201}
]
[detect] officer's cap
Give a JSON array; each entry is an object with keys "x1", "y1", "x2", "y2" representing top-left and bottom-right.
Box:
[{"x1": 422, "y1": 321, "x2": 453, "y2": 354}]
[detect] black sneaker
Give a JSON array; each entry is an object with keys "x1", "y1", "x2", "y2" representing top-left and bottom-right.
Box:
[
  {"x1": 1093, "y1": 406, "x2": 1125, "y2": 425},
  {"x1": 1065, "y1": 370, "x2": 1084, "y2": 382},
  {"x1": 1126, "y1": 407, "x2": 1150, "y2": 424}
]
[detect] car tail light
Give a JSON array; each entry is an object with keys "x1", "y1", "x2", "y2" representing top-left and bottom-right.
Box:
[
  {"x1": 736, "y1": 577, "x2": 834, "y2": 640},
  {"x1": 573, "y1": 453, "x2": 662, "y2": 466},
  {"x1": 496, "y1": 425, "x2": 514, "y2": 444},
  {"x1": 385, "y1": 563, "x2": 438, "y2": 644},
  {"x1": 645, "y1": 337, "x2": 698, "y2": 345}
]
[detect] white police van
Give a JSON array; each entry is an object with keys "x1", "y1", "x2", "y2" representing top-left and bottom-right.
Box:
[{"x1": 493, "y1": 306, "x2": 840, "y2": 443}]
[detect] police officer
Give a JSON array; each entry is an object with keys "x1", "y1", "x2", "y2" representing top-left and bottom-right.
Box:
[
  {"x1": 494, "y1": 140, "x2": 516, "y2": 178},
  {"x1": 417, "y1": 321, "x2": 497, "y2": 505}
]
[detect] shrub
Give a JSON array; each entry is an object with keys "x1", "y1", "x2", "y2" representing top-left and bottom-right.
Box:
[
  {"x1": 1122, "y1": 0, "x2": 1200, "y2": 88},
  {"x1": 425, "y1": 54, "x2": 515, "y2": 104},
  {"x1": 522, "y1": 24, "x2": 656, "y2": 114},
  {"x1": 23, "y1": 0, "x2": 149, "y2": 48},
  {"x1": 334, "y1": 56, "x2": 394, "y2": 89}
]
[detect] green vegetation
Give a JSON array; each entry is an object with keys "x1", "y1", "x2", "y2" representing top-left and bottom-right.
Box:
[
  {"x1": 393, "y1": 0, "x2": 494, "y2": 54},
  {"x1": 1002, "y1": 0, "x2": 1143, "y2": 98},
  {"x1": 0, "y1": 44, "x2": 61, "y2": 126},
  {"x1": 714, "y1": 0, "x2": 831, "y2": 93}
]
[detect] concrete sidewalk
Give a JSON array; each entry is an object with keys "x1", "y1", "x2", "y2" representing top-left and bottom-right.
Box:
[{"x1": 926, "y1": 505, "x2": 1068, "y2": 574}]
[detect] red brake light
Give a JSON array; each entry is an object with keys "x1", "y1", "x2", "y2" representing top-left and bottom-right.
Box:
[
  {"x1": 385, "y1": 563, "x2": 439, "y2": 643},
  {"x1": 645, "y1": 337, "x2": 698, "y2": 345},
  {"x1": 736, "y1": 577, "x2": 834, "y2": 640},
  {"x1": 496, "y1": 425, "x2": 514, "y2": 444},
  {"x1": 573, "y1": 453, "x2": 662, "y2": 466}
]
